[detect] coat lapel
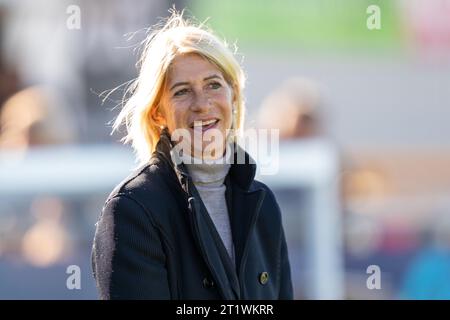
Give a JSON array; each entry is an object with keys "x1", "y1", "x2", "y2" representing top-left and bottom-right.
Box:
[
  {"x1": 226, "y1": 178, "x2": 266, "y2": 280},
  {"x1": 225, "y1": 145, "x2": 266, "y2": 279}
]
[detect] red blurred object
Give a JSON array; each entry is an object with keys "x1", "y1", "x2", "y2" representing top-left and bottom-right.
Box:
[{"x1": 404, "y1": 0, "x2": 450, "y2": 59}]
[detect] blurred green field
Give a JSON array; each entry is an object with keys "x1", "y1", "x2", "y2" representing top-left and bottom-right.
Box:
[{"x1": 191, "y1": 0, "x2": 403, "y2": 51}]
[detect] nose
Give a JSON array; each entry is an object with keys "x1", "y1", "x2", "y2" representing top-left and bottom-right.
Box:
[{"x1": 190, "y1": 90, "x2": 210, "y2": 113}]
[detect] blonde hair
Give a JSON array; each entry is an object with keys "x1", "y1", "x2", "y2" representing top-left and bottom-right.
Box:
[{"x1": 113, "y1": 9, "x2": 246, "y2": 166}]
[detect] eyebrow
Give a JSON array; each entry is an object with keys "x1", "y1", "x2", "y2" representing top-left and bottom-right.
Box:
[{"x1": 169, "y1": 74, "x2": 222, "y2": 91}]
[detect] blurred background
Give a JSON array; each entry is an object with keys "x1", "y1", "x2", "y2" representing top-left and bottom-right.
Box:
[{"x1": 0, "y1": 0, "x2": 449, "y2": 299}]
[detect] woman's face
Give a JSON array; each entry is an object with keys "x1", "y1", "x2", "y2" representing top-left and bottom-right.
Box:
[{"x1": 158, "y1": 53, "x2": 234, "y2": 160}]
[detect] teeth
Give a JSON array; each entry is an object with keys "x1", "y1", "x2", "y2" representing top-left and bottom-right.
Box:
[
  {"x1": 193, "y1": 119, "x2": 217, "y2": 127},
  {"x1": 202, "y1": 119, "x2": 216, "y2": 126}
]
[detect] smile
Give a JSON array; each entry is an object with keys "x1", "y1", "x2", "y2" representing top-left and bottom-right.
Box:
[{"x1": 190, "y1": 119, "x2": 220, "y2": 132}]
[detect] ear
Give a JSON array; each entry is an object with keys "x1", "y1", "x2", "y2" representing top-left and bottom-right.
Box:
[
  {"x1": 231, "y1": 92, "x2": 238, "y2": 113},
  {"x1": 150, "y1": 105, "x2": 166, "y2": 127}
]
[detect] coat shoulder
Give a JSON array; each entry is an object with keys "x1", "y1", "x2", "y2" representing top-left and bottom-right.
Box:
[
  {"x1": 105, "y1": 159, "x2": 175, "y2": 211},
  {"x1": 250, "y1": 180, "x2": 280, "y2": 208}
]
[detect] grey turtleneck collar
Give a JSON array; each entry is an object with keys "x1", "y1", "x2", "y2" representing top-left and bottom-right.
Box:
[
  {"x1": 180, "y1": 151, "x2": 232, "y2": 186},
  {"x1": 185, "y1": 161, "x2": 231, "y2": 187}
]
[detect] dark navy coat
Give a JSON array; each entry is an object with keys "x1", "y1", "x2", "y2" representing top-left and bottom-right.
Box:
[{"x1": 92, "y1": 131, "x2": 293, "y2": 299}]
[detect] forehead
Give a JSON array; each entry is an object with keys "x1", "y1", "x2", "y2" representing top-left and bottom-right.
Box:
[{"x1": 166, "y1": 53, "x2": 224, "y2": 84}]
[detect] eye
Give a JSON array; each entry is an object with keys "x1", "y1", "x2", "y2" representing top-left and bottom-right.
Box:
[
  {"x1": 173, "y1": 88, "x2": 189, "y2": 97},
  {"x1": 208, "y1": 82, "x2": 222, "y2": 90}
]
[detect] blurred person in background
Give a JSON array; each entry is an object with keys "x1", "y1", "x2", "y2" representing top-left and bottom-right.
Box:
[
  {"x1": 91, "y1": 10, "x2": 293, "y2": 300},
  {"x1": 0, "y1": 85, "x2": 77, "y2": 150},
  {"x1": 0, "y1": 85, "x2": 77, "y2": 267},
  {"x1": 257, "y1": 77, "x2": 322, "y2": 140},
  {"x1": 257, "y1": 77, "x2": 345, "y2": 299}
]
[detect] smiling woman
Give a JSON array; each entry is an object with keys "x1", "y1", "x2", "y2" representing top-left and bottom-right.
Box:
[{"x1": 91, "y1": 9, "x2": 293, "y2": 300}]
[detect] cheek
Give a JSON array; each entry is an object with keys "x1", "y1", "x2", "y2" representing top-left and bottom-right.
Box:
[
  {"x1": 218, "y1": 96, "x2": 233, "y2": 126},
  {"x1": 170, "y1": 103, "x2": 190, "y2": 129}
]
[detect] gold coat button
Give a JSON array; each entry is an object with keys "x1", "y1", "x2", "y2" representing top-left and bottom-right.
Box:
[{"x1": 259, "y1": 272, "x2": 269, "y2": 285}]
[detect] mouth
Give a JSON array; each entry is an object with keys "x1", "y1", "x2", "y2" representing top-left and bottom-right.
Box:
[{"x1": 190, "y1": 118, "x2": 220, "y2": 132}]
